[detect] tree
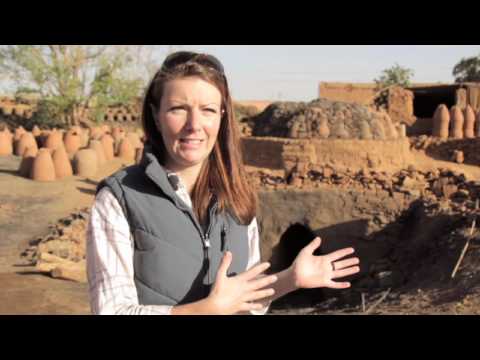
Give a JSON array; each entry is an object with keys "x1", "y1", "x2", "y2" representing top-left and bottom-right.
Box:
[
  {"x1": 0, "y1": 45, "x2": 172, "y2": 127},
  {"x1": 452, "y1": 55, "x2": 480, "y2": 83},
  {"x1": 374, "y1": 63, "x2": 415, "y2": 90}
]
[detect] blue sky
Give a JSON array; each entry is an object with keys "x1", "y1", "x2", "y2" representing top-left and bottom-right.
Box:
[
  {"x1": 2, "y1": 45, "x2": 479, "y2": 102},
  {"x1": 176, "y1": 45, "x2": 480, "y2": 101}
]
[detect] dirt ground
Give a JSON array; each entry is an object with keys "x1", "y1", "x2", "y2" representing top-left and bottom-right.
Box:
[
  {"x1": 0, "y1": 155, "x2": 128, "y2": 315},
  {"x1": 1, "y1": 142, "x2": 480, "y2": 315}
]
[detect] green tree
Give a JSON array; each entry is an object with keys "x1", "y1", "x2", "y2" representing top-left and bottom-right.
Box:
[
  {"x1": 374, "y1": 63, "x2": 415, "y2": 89},
  {"x1": 0, "y1": 45, "x2": 171, "y2": 127},
  {"x1": 452, "y1": 55, "x2": 480, "y2": 83}
]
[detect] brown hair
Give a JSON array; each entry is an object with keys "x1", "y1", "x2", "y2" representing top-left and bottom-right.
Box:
[{"x1": 142, "y1": 53, "x2": 257, "y2": 227}]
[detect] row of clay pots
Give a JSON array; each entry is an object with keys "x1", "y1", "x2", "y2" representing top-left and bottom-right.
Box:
[
  {"x1": 17, "y1": 135, "x2": 143, "y2": 182},
  {"x1": 433, "y1": 104, "x2": 480, "y2": 139},
  {"x1": 1, "y1": 125, "x2": 144, "y2": 160},
  {"x1": 19, "y1": 147, "x2": 73, "y2": 181}
]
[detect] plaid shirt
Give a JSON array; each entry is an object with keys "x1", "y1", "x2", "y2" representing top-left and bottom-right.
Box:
[{"x1": 86, "y1": 174, "x2": 269, "y2": 315}]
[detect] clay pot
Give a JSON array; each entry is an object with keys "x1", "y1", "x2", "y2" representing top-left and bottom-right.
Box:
[
  {"x1": 100, "y1": 134, "x2": 115, "y2": 161},
  {"x1": 433, "y1": 104, "x2": 450, "y2": 139},
  {"x1": 359, "y1": 121, "x2": 373, "y2": 140},
  {"x1": 52, "y1": 146, "x2": 73, "y2": 179},
  {"x1": 0, "y1": 131, "x2": 13, "y2": 156},
  {"x1": 464, "y1": 105, "x2": 475, "y2": 139},
  {"x1": 32, "y1": 125, "x2": 42, "y2": 137},
  {"x1": 475, "y1": 112, "x2": 480, "y2": 138},
  {"x1": 14, "y1": 126, "x2": 26, "y2": 142},
  {"x1": 18, "y1": 147, "x2": 38, "y2": 178},
  {"x1": 318, "y1": 118, "x2": 330, "y2": 139},
  {"x1": 2, "y1": 105, "x2": 13, "y2": 116},
  {"x1": 64, "y1": 130, "x2": 82, "y2": 156},
  {"x1": 117, "y1": 138, "x2": 135, "y2": 162},
  {"x1": 450, "y1": 106, "x2": 464, "y2": 139},
  {"x1": 15, "y1": 132, "x2": 38, "y2": 156},
  {"x1": 112, "y1": 127, "x2": 126, "y2": 143},
  {"x1": 30, "y1": 148, "x2": 56, "y2": 182},
  {"x1": 126, "y1": 132, "x2": 142, "y2": 150},
  {"x1": 89, "y1": 140, "x2": 106, "y2": 166},
  {"x1": 45, "y1": 131, "x2": 64, "y2": 151},
  {"x1": 89, "y1": 127, "x2": 103, "y2": 141},
  {"x1": 73, "y1": 149, "x2": 98, "y2": 178},
  {"x1": 101, "y1": 124, "x2": 111, "y2": 134}
]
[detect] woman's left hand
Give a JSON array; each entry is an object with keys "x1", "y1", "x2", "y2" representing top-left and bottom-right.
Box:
[{"x1": 290, "y1": 237, "x2": 360, "y2": 290}]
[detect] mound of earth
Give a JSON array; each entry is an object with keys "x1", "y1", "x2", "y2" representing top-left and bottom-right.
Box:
[{"x1": 249, "y1": 99, "x2": 400, "y2": 140}]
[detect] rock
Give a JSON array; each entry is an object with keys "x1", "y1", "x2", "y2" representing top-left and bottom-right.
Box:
[
  {"x1": 442, "y1": 184, "x2": 458, "y2": 199},
  {"x1": 452, "y1": 150, "x2": 464, "y2": 164}
]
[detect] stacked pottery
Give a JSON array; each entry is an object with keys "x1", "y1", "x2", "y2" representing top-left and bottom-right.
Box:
[
  {"x1": 32, "y1": 125, "x2": 42, "y2": 137},
  {"x1": 30, "y1": 148, "x2": 56, "y2": 182},
  {"x1": 464, "y1": 105, "x2": 475, "y2": 139},
  {"x1": 100, "y1": 134, "x2": 115, "y2": 161},
  {"x1": 64, "y1": 130, "x2": 82, "y2": 158},
  {"x1": 476, "y1": 111, "x2": 480, "y2": 138},
  {"x1": 15, "y1": 132, "x2": 38, "y2": 156},
  {"x1": 73, "y1": 149, "x2": 98, "y2": 178},
  {"x1": 450, "y1": 106, "x2": 464, "y2": 139},
  {"x1": 112, "y1": 127, "x2": 126, "y2": 154},
  {"x1": 0, "y1": 129, "x2": 13, "y2": 156},
  {"x1": 89, "y1": 140, "x2": 107, "y2": 166},
  {"x1": 117, "y1": 138, "x2": 135, "y2": 162},
  {"x1": 52, "y1": 146, "x2": 73, "y2": 179},
  {"x1": 14, "y1": 126, "x2": 26, "y2": 142},
  {"x1": 126, "y1": 132, "x2": 143, "y2": 150},
  {"x1": 432, "y1": 104, "x2": 450, "y2": 139},
  {"x1": 18, "y1": 147, "x2": 38, "y2": 178},
  {"x1": 89, "y1": 127, "x2": 103, "y2": 141},
  {"x1": 44, "y1": 130, "x2": 64, "y2": 151}
]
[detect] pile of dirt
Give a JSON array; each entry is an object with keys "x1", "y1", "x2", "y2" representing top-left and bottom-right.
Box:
[
  {"x1": 21, "y1": 209, "x2": 90, "y2": 265},
  {"x1": 248, "y1": 165, "x2": 479, "y2": 206},
  {"x1": 249, "y1": 99, "x2": 400, "y2": 140},
  {"x1": 261, "y1": 165, "x2": 480, "y2": 314}
]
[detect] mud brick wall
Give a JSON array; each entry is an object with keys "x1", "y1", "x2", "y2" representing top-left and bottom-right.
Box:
[
  {"x1": 242, "y1": 136, "x2": 412, "y2": 173},
  {"x1": 318, "y1": 83, "x2": 377, "y2": 105},
  {"x1": 241, "y1": 137, "x2": 285, "y2": 169}
]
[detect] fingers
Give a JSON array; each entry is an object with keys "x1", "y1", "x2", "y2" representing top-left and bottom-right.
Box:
[
  {"x1": 327, "y1": 247, "x2": 355, "y2": 262},
  {"x1": 239, "y1": 301, "x2": 267, "y2": 312},
  {"x1": 328, "y1": 281, "x2": 351, "y2": 289},
  {"x1": 248, "y1": 274, "x2": 278, "y2": 291},
  {"x1": 333, "y1": 266, "x2": 360, "y2": 279},
  {"x1": 304, "y1": 237, "x2": 322, "y2": 255},
  {"x1": 333, "y1": 257, "x2": 360, "y2": 270},
  {"x1": 240, "y1": 261, "x2": 271, "y2": 281},
  {"x1": 216, "y1": 251, "x2": 232, "y2": 280},
  {"x1": 244, "y1": 288, "x2": 275, "y2": 303}
]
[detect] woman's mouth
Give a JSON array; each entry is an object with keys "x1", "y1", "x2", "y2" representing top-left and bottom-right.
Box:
[{"x1": 179, "y1": 138, "x2": 205, "y2": 149}]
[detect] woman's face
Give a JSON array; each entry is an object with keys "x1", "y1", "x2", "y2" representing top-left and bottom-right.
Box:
[{"x1": 155, "y1": 76, "x2": 223, "y2": 171}]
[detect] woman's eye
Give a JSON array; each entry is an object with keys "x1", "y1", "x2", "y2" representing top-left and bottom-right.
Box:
[
  {"x1": 170, "y1": 106, "x2": 186, "y2": 113},
  {"x1": 204, "y1": 108, "x2": 217, "y2": 113}
]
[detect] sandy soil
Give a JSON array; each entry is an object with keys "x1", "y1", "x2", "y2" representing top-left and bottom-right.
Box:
[{"x1": 0, "y1": 155, "x2": 128, "y2": 315}]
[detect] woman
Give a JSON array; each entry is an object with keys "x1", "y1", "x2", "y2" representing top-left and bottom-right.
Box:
[{"x1": 86, "y1": 51, "x2": 360, "y2": 315}]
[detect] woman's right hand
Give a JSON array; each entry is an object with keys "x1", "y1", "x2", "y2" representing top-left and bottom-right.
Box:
[{"x1": 206, "y1": 251, "x2": 278, "y2": 315}]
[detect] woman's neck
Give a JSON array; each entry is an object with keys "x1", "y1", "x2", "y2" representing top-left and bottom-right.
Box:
[{"x1": 164, "y1": 162, "x2": 203, "y2": 195}]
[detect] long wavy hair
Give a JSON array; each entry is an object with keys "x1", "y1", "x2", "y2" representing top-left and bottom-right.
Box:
[{"x1": 142, "y1": 52, "x2": 257, "y2": 227}]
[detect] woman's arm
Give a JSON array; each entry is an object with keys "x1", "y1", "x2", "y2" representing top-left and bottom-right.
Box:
[{"x1": 87, "y1": 188, "x2": 175, "y2": 315}]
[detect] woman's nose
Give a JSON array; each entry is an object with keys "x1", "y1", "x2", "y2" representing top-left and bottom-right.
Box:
[{"x1": 185, "y1": 109, "x2": 203, "y2": 131}]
